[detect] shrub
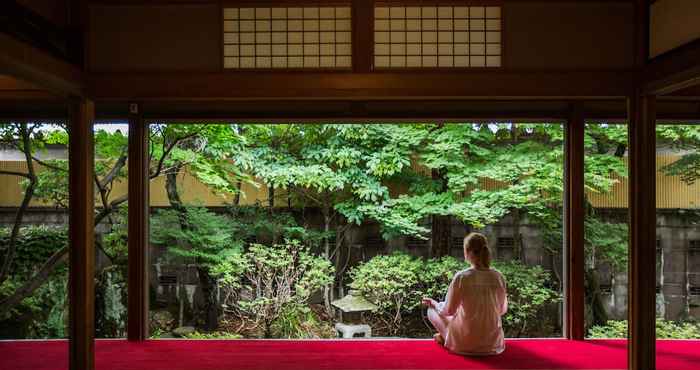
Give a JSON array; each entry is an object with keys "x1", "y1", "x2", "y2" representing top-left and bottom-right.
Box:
[
  {"x1": 223, "y1": 240, "x2": 334, "y2": 338},
  {"x1": 0, "y1": 226, "x2": 68, "y2": 339},
  {"x1": 183, "y1": 331, "x2": 243, "y2": 339},
  {"x1": 421, "y1": 256, "x2": 466, "y2": 299},
  {"x1": 492, "y1": 260, "x2": 561, "y2": 337},
  {"x1": 270, "y1": 303, "x2": 335, "y2": 339},
  {"x1": 588, "y1": 319, "x2": 700, "y2": 339},
  {"x1": 0, "y1": 226, "x2": 67, "y2": 277},
  {"x1": 348, "y1": 252, "x2": 424, "y2": 334}
]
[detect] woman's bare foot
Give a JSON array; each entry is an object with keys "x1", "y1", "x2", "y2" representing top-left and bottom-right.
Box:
[{"x1": 433, "y1": 333, "x2": 445, "y2": 345}]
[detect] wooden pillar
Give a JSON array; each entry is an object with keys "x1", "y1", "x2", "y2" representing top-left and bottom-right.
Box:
[
  {"x1": 68, "y1": 98, "x2": 95, "y2": 370},
  {"x1": 352, "y1": 0, "x2": 373, "y2": 72},
  {"x1": 127, "y1": 103, "x2": 150, "y2": 341},
  {"x1": 564, "y1": 103, "x2": 585, "y2": 340},
  {"x1": 629, "y1": 0, "x2": 656, "y2": 368},
  {"x1": 628, "y1": 92, "x2": 656, "y2": 370}
]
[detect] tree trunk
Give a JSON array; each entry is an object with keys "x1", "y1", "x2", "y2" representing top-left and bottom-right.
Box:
[
  {"x1": 430, "y1": 167, "x2": 450, "y2": 258},
  {"x1": 431, "y1": 215, "x2": 451, "y2": 257},
  {"x1": 585, "y1": 268, "x2": 609, "y2": 327},
  {"x1": 513, "y1": 209, "x2": 525, "y2": 261},
  {"x1": 268, "y1": 186, "x2": 275, "y2": 211},
  {"x1": 0, "y1": 124, "x2": 38, "y2": 283},
  {"x1": 322, "y1": 208, "x2": 334, "y2": 315},
  {"x1": 197, "y1": 266, "x2": 220, "y2": 331},
  {"x1": 233, "y1": 180, "x2": 243, "y2": 206}
]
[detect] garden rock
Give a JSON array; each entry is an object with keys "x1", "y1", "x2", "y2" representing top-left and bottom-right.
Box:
[
  {"x1": 150, "y1": 310, "x2": 176, "y2": 333},
  {"x1": 172, "y1": 326, "x2": 196, "y2": 337}
]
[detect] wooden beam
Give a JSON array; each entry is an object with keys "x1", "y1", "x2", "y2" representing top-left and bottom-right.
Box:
[
  {"x1": 645, "y1": 39, "x2": 700, "y2": 95},
  {"x1": 0, "y1": 33, "x2": 84, "y2": 97},
  {"x1": 1, "y1": 1, "x2": 81, "y2": 64},
  {"x1": 0, "y1": 75, "x2": 60, "y2": 100},
  {"x1": 127, "y1": 102, "x2": 150, "y2": 341},
  {"x1": 68, "y1": 98, "x2": 95, "y2": 370},
  {"x1": 88, "y1": 71, "x2": 635, "y2": 101},
  {"x1": 564, "y1": 102, "x2": 585, "y2": 341},
  {"x1": 628, "y1": 92, "x2": 657, "y2": 370}
]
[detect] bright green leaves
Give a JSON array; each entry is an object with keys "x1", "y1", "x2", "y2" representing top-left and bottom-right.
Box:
[
  {"x1": 656, "y1": 125, "x2": 700, "y2": 185},
  {"x1": 584, "y1": 217, "x2": 628, "y2": 271}
]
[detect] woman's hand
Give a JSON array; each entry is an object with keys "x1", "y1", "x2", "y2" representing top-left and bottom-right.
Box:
[{"x1": 422, "y1": 297, "x2": 437, "y2": 308}]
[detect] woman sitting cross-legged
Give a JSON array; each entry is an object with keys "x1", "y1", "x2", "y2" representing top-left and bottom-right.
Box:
[{"x1": 422, "y1": 232, "x2": 508, "y2": 356}]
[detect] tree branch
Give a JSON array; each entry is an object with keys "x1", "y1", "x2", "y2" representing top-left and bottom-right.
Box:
[
  {"x1": 31, "y1": 156, "x2": 66, "y2": 172},
  {"x1": 0, "y1": 170, "x2": 30, "y2": 178},
  {"x1": 0, "y1": 244, "x2": 68, "y2": 317},
  {"x1": 150, "y1": 130, "x2": 202, "y2": 179},
  {"x1": 99, "y1": 150, "x2": 128, "y2": 188},
  {"x1": 0, "y1": 124, "x2": 38, "y2": 284},
  {"x1": 0, "y1": 193, "x2": 129, "y2": 315}
]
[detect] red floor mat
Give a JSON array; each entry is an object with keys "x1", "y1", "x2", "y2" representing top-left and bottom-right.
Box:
[{"x1": 0, "y1": 339, "x2": 698, "y2": 370}]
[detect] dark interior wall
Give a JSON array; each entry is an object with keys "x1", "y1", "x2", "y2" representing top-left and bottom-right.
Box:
[
  {"x1": 650, "y1": 0, "x2": 700, "y2": 58},
  {"x1": 16, "y1": 0, "x2": 68, "y2": 27},
  {"x1": 87, "y1": 1, "x2": 634, "y2": 72},
  {"x1": 88, "y1": 4, "x2": 221, "y2": 72},
  {"x1": 503, "y1": 1, "x2": 634, "y2": 69}
]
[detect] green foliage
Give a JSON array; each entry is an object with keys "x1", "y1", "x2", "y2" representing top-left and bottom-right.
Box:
[
  {"x1": 269, "y1": 303, "x2": 335, "y2": 339},
  {"x1": 492, "y1": 260, "x2": 561, "y2": 337},
  {"x1": 0, "y1": 226, "x2": 67, "y2": 277},
  {"x1": 0, "y1": 226, "x2": 69, "y2": 338},
  {"x1": 584, "y1": 217, "x2": 629, "y2": 271},
  {"x1": 588, "y1": 319, "x2": 700, "y2": 339},
  {"x1": 101, "y1": 207, "x2": 129, "y2": 267},
  {"x1": 421, "y1": 256, "x2": 465, "y2": 299},
  {"x1": 151, "y1": 206, "x2": 240, "y2": 270},
  {"x1": 225, "y1": 206, "x2": 327, "y2": 247},
  {"x1": 223, "y1": 240, "x2": 334, "y2": 337},
  {"x1": 349, "y1": 252, "x2": 425, "y2": 322},
  {"x1": 182, "y1": 331, "x2": 243, "y2": 339},
  {"x1": 0, "y1": 272, "x2": 68, "y2": 338},
  {"x1": 657, "y1": 125, "x2": 700, "y2": 185}
]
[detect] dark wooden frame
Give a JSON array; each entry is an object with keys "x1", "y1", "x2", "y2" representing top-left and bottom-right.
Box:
[
  {"x1": 564, "y1": 102, "x2": 585, "y2": 340},
  {"x1": 127, "y1": 103, "x2": 150, "y2": 341}
]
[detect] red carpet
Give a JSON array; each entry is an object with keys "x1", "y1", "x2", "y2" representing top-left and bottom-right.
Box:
[{"x1": 0, "y1": 339, "x2": 698, "y2": 370}]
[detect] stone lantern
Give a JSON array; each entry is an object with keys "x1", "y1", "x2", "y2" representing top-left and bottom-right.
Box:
[{"x1": 331, "y1": 289, "x2": 378, "y2": 338}]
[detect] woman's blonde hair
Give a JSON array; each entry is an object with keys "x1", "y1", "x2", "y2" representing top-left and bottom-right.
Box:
[{"x1": 464, "y1": 232, "x2": 491, "y2": 269}]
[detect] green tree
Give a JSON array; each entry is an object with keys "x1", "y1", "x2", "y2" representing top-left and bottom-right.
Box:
[
  {"x1": 149, "y1": 123, "x2": 250, "y2": 330},
  {"x1": 237, "y1": 124, "x2": 421, "y2": 311}
]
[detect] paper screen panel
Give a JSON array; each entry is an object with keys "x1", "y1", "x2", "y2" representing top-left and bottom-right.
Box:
[
  {"x1": 374, "y1": 5, "x2": 501, "y2": 68},
  {"x1": 223, "y1": 6, "x2": 352, "y2": 69}
]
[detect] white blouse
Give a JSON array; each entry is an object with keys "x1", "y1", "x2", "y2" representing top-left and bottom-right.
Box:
[{"x1": 437, "y1": 267, "x2": 508, "y2": 355}]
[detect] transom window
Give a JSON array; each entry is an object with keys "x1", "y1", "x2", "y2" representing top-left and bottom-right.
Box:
[
  {"x1": 223, "y1": 6, "x2": 352, "y2": 69},
  {"x1": 374, "y1": 4, "x2": 502, "y2": 68}
]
